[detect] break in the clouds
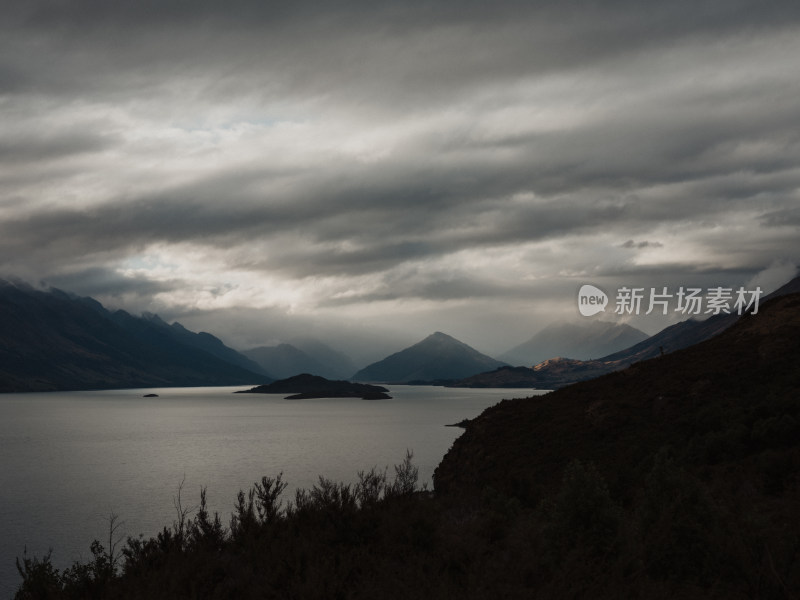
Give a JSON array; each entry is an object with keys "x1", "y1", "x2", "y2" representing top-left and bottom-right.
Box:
[{"x1": 1, "y1": 0, "x2": 799, "y2": 353}]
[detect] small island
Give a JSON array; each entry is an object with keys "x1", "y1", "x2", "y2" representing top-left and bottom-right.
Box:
[{"x1": 237, "y1": 373, "x2": 391, "y2": 400}]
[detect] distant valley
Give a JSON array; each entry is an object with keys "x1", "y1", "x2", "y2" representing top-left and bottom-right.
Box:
[{"x1": 243, "y1": 341, "x2": 357, "y2": 381}]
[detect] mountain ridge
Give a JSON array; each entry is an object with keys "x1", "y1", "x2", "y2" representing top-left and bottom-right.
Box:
[{"x1": 0, "y1": 280, "x2": 267, "y2": 392}]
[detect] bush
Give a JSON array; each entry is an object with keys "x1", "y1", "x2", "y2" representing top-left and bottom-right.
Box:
[
  {"x1": 637, "y1": 448, "x2": 729, "y2": 584},
  {"x1": 539, "y1": 460, "x2": 622, "y2": 562}
]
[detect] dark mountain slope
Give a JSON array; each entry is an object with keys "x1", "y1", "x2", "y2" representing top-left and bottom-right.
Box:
[
  {"x1": 0, "y1": 280, "x2": 265, "y2": 392},
  {"x1": 435, "y1": 292, "x2": 800, "y2": 504},
  {"x1": 160, "y1": 318, "x2": 269, "y2": 376}
]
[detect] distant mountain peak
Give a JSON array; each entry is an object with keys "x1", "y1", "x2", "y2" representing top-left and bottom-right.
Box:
[
  {"x1": 499, "y1": 320, "x2": 648, "y2": 366},
  {"x1": 419, "y1": 331, "x2": 463, "y2": 345},
  {"x1": 428, "y1": 331, "x2": 452, "y2": 339},
  {"x1": 353, "y1": 332, "x2": 506, "y2": 383}
]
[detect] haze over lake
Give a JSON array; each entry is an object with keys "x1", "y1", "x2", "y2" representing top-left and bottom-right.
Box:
[{"x1": 0, "y1": 385, "x2": 543, "y2": 596}]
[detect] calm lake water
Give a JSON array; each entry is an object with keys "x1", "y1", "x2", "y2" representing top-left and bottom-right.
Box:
[{"x1": 0, "y1": 384, "x2": 543, "y2": 597}]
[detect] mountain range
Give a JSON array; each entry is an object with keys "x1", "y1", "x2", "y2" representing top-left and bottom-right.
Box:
[
  {"x1": 3, "y1": 275, "x2": 799, "y2": 393},
  {"x1": 453, "y1": 275, "x2": 800, "y2": 389},
  {"x1": 0, "y1": 280, "x2": 268, "y2": 392},
  {"x1": 352, "y1": 331, "x2": 507, "y2": 383}
]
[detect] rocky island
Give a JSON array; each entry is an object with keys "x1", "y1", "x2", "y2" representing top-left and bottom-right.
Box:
[{"x1": 237, "y1": 373, "x2": 391, "y2": 399}]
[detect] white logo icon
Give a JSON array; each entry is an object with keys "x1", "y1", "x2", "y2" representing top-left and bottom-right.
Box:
[{"x1": 578, "y1": 284, "x2": 608, "y2": 316}]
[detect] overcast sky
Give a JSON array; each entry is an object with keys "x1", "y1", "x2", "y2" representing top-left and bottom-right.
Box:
[{"x1": 1, "y1": 0, "x2": 798, "y2": 361}]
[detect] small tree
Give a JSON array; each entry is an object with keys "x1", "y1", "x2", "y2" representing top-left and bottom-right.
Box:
[
  {"x1": 14, "y1": 549, "x2": 61, "y2": 600},
  {"x1": 355, "y1": 466, "x2": 388, "y2": 507},
  {"x1": 386, "y1": 449, "x2": 420, "y2": 497}
]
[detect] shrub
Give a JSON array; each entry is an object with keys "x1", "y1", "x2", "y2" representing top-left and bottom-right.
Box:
[{"x1": 539, "y1": 460, "x2": 622, "y2": 561}]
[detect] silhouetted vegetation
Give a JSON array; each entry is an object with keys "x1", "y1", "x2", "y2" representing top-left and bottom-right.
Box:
[{"x1": 15, "y1": 445, "x2": 800, "y2": 599}]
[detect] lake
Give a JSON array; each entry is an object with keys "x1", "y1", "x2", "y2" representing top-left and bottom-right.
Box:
[{"x1": 0, "y1": 384, "x2": 544, "y2": 597}]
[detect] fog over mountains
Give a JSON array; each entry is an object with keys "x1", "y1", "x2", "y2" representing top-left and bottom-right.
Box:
[
  {"x1": 243, "y1": 341, "x2": 357, "y2": 381},
  {"x1": 499, "y1": 321, "x2": 648, "y2": 366}
]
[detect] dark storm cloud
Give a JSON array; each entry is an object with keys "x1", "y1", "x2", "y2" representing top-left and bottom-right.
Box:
[
  {"x1": 318, "y1": 272, "x2": 533, "y2": 307},
  {"x1": 0, "y1": 151, "x2": 794, "y2": 281},
  {"x1": 0, "y1": 182, "x2": 737, "y2": 278},
  {"x1": 3, "y1": 0, "x2": 798, "y2": 107},
  {"x1": 1, "y1": 0, "x2": 799, "y2": 349}
]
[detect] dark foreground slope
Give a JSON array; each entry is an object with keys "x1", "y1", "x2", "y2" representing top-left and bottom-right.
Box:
[
  {"x1": 435, "y1": 292, "x2": 800, "y2": 501},
  {"x1": 435, "y1": 292, "x2": 800, "y2": 594},
  {"x1": 14, "y1": 295, "x2": 800, "y2": 599}
]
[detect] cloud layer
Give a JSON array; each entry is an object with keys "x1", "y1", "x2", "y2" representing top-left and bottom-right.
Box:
[{"x1": 1, "y1": 0, "x2": 798, "y2": 354}]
